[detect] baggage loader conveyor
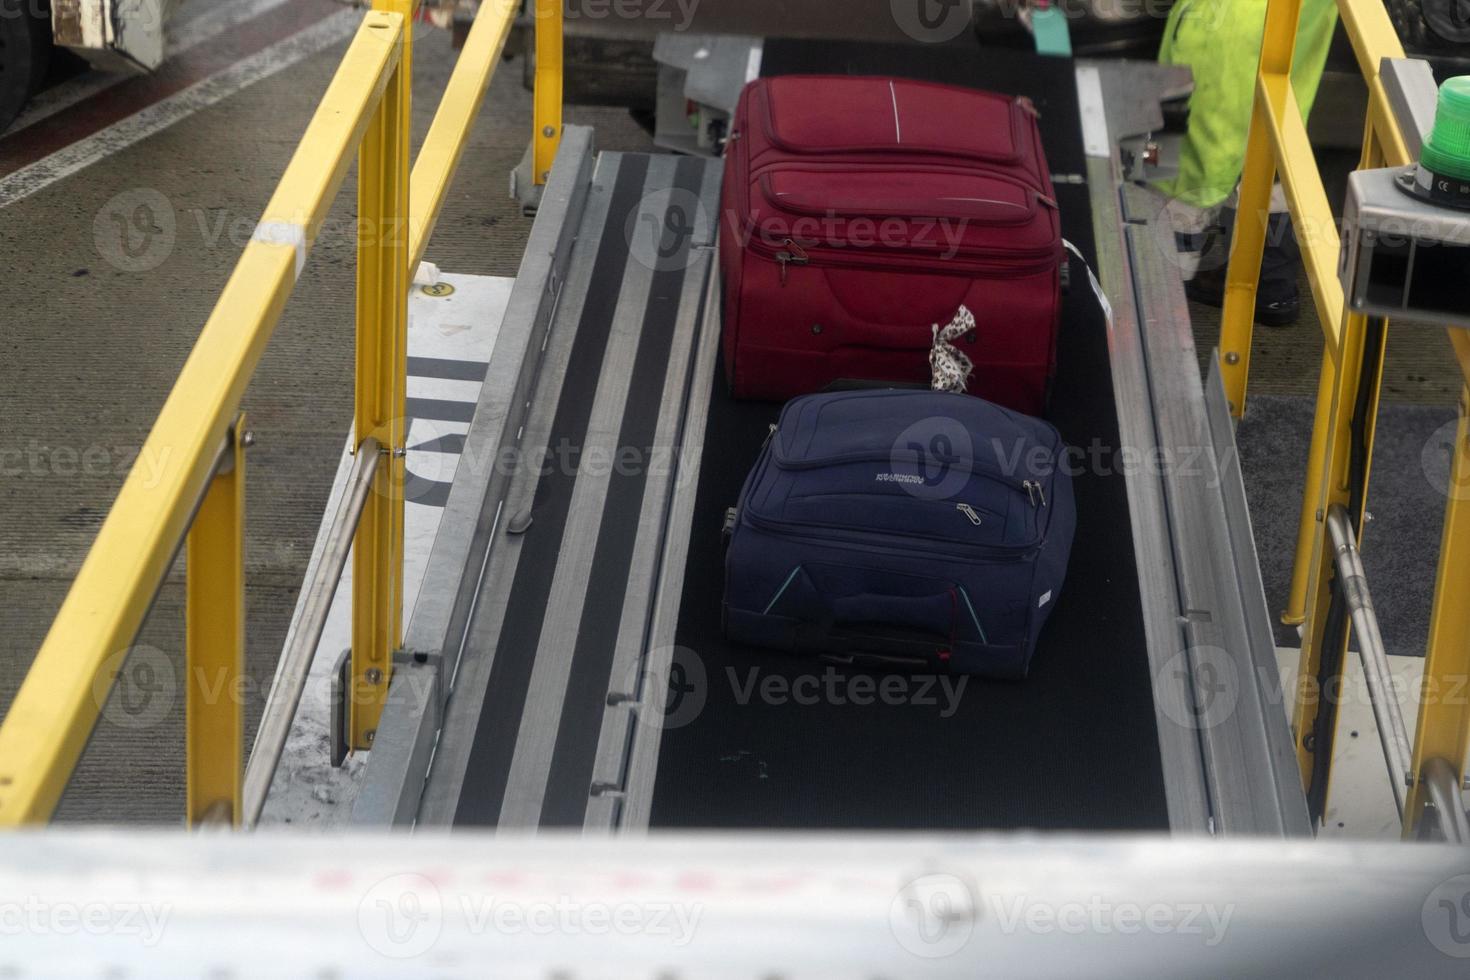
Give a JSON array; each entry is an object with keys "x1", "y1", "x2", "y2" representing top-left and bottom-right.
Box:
[{"x1": 338, "y1": 41, "x2": 1312, "y2": 836}]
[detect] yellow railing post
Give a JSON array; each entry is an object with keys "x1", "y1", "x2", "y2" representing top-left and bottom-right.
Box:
[
  {"x1": 1404, "y1": 391, "x2": 1470, "y2": 835},
  {"x1": 1280, "y1": 0, "x2": 1408, "y2": 626},
  {"x1": 1281, "y1": 128, "x2": 1387, "y2": 626},
  {"x1": 1289, "y1": 306, "x2": 1387, "y2": 815},
  {"x1": 532, "y1": 0, "x2": 564, "y2": 185},
  {"x1": 185, "y1": 416, "x2": 247, "y2": 827},
  {"x1": 1281, "y1": 359, "x2": 1338, "y2": 627},
  {"x1": 1287, "y1": 124, "x2": 1391, "y2": 814},
  {"x1": 351, "y1": 0, "x2": 413, "y2": 750},
  {"x1": 1217, "y1": 0, "x2": 1301, "y2": 418}
]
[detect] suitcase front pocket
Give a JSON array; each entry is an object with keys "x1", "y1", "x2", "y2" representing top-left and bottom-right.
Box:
[
  {"x1": 779, "y1": 489, "x2": 1029, "y2": 549},
  {"x1": 748, "y1": 166, "x2": 1057, "y2": 264}
]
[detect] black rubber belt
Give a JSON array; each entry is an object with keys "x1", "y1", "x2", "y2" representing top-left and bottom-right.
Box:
[
  {"x1": 453, "y1": 155, "x2": 652, "y2": 827},
  {"x1": 539, "y1": 155, "x2": 709, "y2": 825},
  {"x1": 648, "y1": 39, "x2": 1169, "y2": 831}
]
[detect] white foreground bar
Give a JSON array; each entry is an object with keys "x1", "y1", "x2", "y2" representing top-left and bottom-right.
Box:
[{"x1": 0, "y1": 833, "x2": 1467, "y2": 977}]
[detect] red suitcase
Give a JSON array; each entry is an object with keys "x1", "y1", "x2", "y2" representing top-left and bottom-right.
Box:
[{"x1": 719, "y1": 75, "x2": 1064, "y2": 414}]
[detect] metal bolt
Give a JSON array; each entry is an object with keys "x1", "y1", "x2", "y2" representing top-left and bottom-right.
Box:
[
  {"x1": 1224, "y1": 352, "x2": 1240, "y2": 365},
  {"x1": 811, "y1": 323, "x2": 823, "y2": 335},
  {"x1": 365, "y1": 668, "x2": 383, "y2": 685},
  {"x1": 365, "y1": 729, "x2": 376, "y2": 745},
  {"x1": 1316, "y1": 508, "x2": 1324, "y2": 522},
  {"x1": 1364, "y1": 510, "x2": 1374, "y2": 523},
  {"x1": 542, "y1": 126, "x2": 557, "y2": 138},
  {"x1": 1303, "y1": 734, "x2": 1316, "y2": 751},
  {"x1": 240, "y1": 430, "x2": 256, "y2": 449}
]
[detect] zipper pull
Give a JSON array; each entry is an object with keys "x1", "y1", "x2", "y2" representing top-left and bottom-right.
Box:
[
  {"x1": 762, "y1": 423, "x2": 777, "y2": 449},
  {"x1": 775, "y1": 239, "x2": 809, "y2": 286},
  {"x1": 957, "y1": 503, "x2": 982, "y2": 526},
  {"x1": 1023, "y1": 480, "x2": 1047, "y2": 507}
]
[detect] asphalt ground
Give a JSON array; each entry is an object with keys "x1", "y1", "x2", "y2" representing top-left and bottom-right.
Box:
[{"x1": 0, "y1": 0, "x2": 646, "y2": 823}]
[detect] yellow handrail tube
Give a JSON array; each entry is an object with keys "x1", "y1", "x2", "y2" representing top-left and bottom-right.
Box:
[{"x1": 408, "y1": 0, "x2": 519, "y2": 271}]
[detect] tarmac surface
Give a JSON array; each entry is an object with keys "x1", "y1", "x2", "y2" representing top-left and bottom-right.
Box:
[
  {"x1": 0, "y1": 6, "x2": 1462, "y2": 823},
  {"x1": 0, "y1": 0, "x2": 646, "y2": 822}
]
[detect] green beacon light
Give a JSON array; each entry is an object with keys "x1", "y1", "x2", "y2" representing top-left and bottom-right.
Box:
[{"x1": 1402, "y1": 75, "x2": 1470, "y2": 210}]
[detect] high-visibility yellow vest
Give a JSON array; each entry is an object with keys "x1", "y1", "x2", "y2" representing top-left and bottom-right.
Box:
[{"x1": 1157, "y1": 0, "x2": 1339, "y2": 209}]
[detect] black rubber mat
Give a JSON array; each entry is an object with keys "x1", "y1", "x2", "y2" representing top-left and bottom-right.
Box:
[
  {"x1": 1238, "y1": 394, "x2": 1457, "y2": 658},
  {"x1": 649, "y1": 40, "x2": 1169, "y2": 830}
]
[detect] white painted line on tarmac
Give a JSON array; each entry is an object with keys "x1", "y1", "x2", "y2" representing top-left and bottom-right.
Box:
[
  {"x1": 0, "y1": 9, "x2": 360, "y2": 209},
  {"x1": 8, "y1": 0, "x2": 303, "y2": 135}
]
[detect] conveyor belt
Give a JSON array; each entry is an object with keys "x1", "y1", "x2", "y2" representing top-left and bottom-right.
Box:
[
  {"x1": 435, "y1": 42, "x2": 1168, "y2": 832},
  {"x1": 449, "y1": 152, "x2": 724, "y2": 827},
  {"x1": 648, "y1": 41, "x2": 1169, "y2": 830}
]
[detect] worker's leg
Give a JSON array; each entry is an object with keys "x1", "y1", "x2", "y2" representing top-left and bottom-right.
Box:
[
  {"x1": 1187, "y1": 184, "x2": 1302, "y2": 328},
  {"x1": 1157, "y1": 0, "x2": 1338, "y2": 210}
]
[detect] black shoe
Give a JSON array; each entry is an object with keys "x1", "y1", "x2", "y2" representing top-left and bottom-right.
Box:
[
  {"x1": 1184, "y1": 208, "x2": 1301, "y2": 328},
  {"x1": 1185, "y1": 266, "x2": 1301, "y2": 328},
  {"x1": 1253, "y1": 292, "x2": 1301, "y2": 328}
]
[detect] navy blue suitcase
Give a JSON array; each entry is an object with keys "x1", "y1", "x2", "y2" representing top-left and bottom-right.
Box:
[{"x1": 722, "y1": 389, "x2": 1075, "y2": 678}]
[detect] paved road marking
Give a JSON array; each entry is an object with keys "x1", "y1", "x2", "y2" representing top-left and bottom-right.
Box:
[
  {"x1": 0, "y1": 3, "x2": 359, "y2": 208},
  {"x1": 8, "y1": 0, "x2": 302, "y2": 135}
]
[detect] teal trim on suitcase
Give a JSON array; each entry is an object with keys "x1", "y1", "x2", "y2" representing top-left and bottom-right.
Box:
[
  {"x1": 763, "y1": 566, "x2": 803, "y2": 615},
  {"x1": 957, "y1": 586, "x2": 990, "y2": 644}
]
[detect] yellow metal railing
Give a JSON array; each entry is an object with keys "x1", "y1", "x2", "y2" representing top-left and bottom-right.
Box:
[
  {"x1": 0, "y1": 0, "x2": 532, "y2": 826},
  {"x1": 532, "y1": 0, "x2": 564, "y2": 186},
  {"x1": 1222, "y1": 0, "x2": 1470, "y2": 837}
]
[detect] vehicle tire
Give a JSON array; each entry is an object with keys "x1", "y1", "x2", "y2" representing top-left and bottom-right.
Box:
[
  {"x1": 1422, "y1": 0, "x2": 1470, "y2": 44},
  {"x1": 0, "y1": 0, "x2": 51, "y2": 134},
  {"x1": 1389, "y1": 0, "x2": 1470, "y2": 49}
]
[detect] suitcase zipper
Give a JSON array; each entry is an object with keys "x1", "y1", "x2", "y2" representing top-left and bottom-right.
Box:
[
  {"x1": 1023, "y1": 480, "x2": 1047, "y2": 507},
  {"x1": 751, "y1": 236, "x2": 1060, "y2": 280},
  {"x1": 957, "y1": 503, "x2": 983, "y2": 525},
  {"x1": 744, "y1": 510, "x2": 1031, "y2": 564}
]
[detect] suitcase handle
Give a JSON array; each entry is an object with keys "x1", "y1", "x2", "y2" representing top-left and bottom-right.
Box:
[{"x1": 796, "y1": 622, "x2": 953, "y2": 671}]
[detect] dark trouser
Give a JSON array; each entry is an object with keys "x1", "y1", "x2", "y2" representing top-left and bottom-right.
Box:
[{"x1": 1188, "y1": 206, "x2": 1302, "y2": 325}]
